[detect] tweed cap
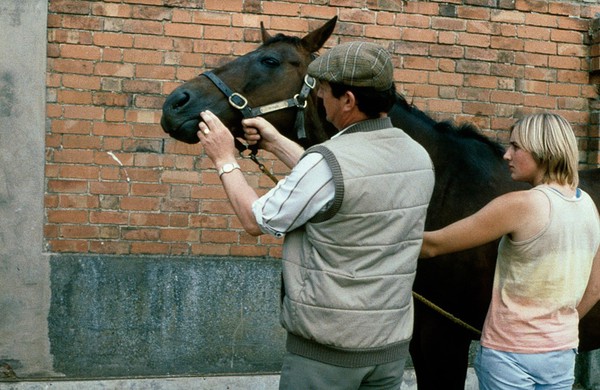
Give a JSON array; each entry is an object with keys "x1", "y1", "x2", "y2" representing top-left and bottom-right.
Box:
[{"x1": 308, "y1": 41, "x2": 393, "y2": 91}]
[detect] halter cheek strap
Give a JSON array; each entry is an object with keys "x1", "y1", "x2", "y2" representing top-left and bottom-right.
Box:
[{"x1": 202, "y1": 71, "x2": 315, "y2": 148}]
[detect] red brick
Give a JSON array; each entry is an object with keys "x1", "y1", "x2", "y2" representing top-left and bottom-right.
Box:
[
  {"x1": 160, "y1": 228, "x2": 200, "y2": 242},
  {"x1": 90, "y1": 210, "x2": 130, "y2": 224},
  {"x1": 93, "y1": 92, "x2": 130, "y2": 107},
  {"x1": 62, "y1": 15, "x2": 103, "y2": 31},
  {"x1": 49, "y1": 240, "x2": 89, "y2": 252},
  {"x1": 205, "y1": 0, "x2": 243, "y2": 12},
  {"x1": 59, "y1": 194, "x2": 100, "y2": 208},
  {"x1": 120, "y1": 197, "x2": 161, "y2": 211},
  {"x1": 426, "y1": 99, "x2": 463, "y2": 114},
  {"x1": 191, "y1": 244, "x2": 230, "y2": 256},
  {"x1": 231, "y1": 245, "x2": 269, "y2": 257},
  {"x1": 95, "y1": 63, "x2": 135, "y2": 77},
  {"x1": 60, "y1": 44, "x2": 102, "y2": 60},
  {"x1": 92, "y1": 3, "x2": 133, "y2": 17},
  {"x1": 124, "y1": 20, "x2": 164, "y2": 35},
  {"x1": 263, "y1": 2, "x2": 300, "y2": 16},
  {"x1": 550, "y1": 29, "x2": 583, "y2": 44},
  {"x1": 457, "y1": 33, "x2": 490, "y2": 48},
  {"x1": 517, "y1": 26, "x2": 550, "y2": 41},
  {"x1": 491, "y1": 10, "x2": 525, "y2": 24},
  {"x1": 202, "y1": 230, "x2": 240, "y2": 244},
  {"x1": 402, "y1": 28, "x2": 437, "y2": 43},
  {"x1": 432, "y1": 17, "x2": 467, "y2": 32},
  {"x1": 61, "y1": 225, "x2": 100, "y2": 239},
  {"x1": 130, "y1": 213, "x2": 170, "y2": 226},
  {"x1": 94, "y1": 32, "x2": 134, "y2": 48},
  {"x1": 524, "y1": 40, "x2": 556, "y2": 55},
  {"x1": 549, "y1": 56, "x2": 581, "y2": 71},
  {"x1": 525, "y1": 13, "x2": 558, "y2": 28},
  {"x1": 130, "y1": 242, "x2": 171, "y2": 254},
  {"x1": 365, "y1": 25, "x2": 400, "y2": 40},
  {"x1": 90, "y1": 181, "x2": 130, "y2": 195},
  {"x1": 58, "y1": 90, "x2": 93, "y2": 105},
  {"x1": 48, "y1": 180, "x2": 89, "y2": 194},
  {"x1": 90, "y1": 241, "x2": 131, "y2": 254},
  {"x1": 47, "y1": 210, "x2": 89, "y2": 224},
  {"x1": 557, "y1": 70, "x2": 588, "y2": 84},
  {"x1": 122, "y1": 228, "x2": 160, "y2": 241},
  {"x1": 161, "y1": 199, "x2": 199, "y2": 213},
  {"x1": 49, "y1": 0, "x2": 92, "y2": 15},
  {"x1": 93, "y1": 122, "x2": 133, "y2": 137},
  {"x1": 490, "y1": 90, "x2": 524, "y2": 105},
  {"x1": 165, "y1": 23, "x2": 202, "y2": 38},
  {"x1": 523, "y1": 95, "x2": 557, "y2": 109}
]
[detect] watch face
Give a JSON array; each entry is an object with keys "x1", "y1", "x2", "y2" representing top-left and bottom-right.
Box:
[{"x1": 219, "y1": 163, "x2": 239, "y2": 176}]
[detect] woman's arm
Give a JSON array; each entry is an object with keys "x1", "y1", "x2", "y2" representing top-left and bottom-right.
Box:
[
  {"x1": 577, "y1": 247, "x2": 600, "y2": 318},
  {"x1": 420, "y1": 190, "x2": 540, "y2": 258}
]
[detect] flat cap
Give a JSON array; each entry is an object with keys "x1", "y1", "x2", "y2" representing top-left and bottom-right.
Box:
[{"x1": 308, "y1": 41, "x2": 393, "y2": 91}]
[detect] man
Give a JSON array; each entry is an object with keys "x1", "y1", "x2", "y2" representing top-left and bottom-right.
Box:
[{"x1": 198, "y1": 41, "x2": 435, "y2": 389}]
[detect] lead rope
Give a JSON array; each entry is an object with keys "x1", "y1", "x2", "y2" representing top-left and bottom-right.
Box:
[
  {"x1": 249, "y1": 152, "x2": 279, "y2": 184},
  {"x1": 412, "y1": 291, "x2": 482, "y2": 335}
]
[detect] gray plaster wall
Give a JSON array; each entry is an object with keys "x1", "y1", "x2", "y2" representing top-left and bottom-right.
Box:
[{"x1": 0, "y1": 0, "x2": 55, "y2": 378}]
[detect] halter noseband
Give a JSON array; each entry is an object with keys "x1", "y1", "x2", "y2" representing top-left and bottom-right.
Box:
[{"x1": 202, "y1": 71, "x2": 316, "y2": 154}]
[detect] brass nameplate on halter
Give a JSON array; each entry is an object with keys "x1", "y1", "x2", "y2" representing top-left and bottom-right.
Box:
[{"x1": 256, "y1": 101, "x2": 292, "y2": 115}]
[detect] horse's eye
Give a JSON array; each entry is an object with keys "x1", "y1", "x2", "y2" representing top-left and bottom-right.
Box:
[{"x1": 261, "y1": 57, "x2": 280, "y2": 67}]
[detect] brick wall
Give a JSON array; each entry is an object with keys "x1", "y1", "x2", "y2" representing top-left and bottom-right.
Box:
[{"x1": 46, "y1": 0, "x2": 600, "y2": 256}]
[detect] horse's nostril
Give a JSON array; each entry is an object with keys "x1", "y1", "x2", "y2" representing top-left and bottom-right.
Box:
[{"x1": 171, "y1": 90, "x2": 190, "y2": 110}]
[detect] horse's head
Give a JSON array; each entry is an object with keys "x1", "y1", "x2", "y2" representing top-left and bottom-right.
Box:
[{"x1": 161, "y1": 17, "x2": 338, "y2": 146}]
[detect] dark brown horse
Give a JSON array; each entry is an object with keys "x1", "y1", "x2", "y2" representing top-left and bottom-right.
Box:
[{"x1": 161, "y1": 17, "x2": 600, "y2": 390}]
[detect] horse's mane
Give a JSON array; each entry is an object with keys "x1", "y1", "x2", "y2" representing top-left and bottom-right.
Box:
[
  {"x1": 263, "y1": 33, "x2": 303, "y2": 47},
  {"x1": 394, "y1": 93, "x2": 506, "y2": 158}
]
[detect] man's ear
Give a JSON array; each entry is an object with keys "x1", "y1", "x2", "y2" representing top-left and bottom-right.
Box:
[{"x1": 343, "y1": 90, "x2": 357, "y2": 112}]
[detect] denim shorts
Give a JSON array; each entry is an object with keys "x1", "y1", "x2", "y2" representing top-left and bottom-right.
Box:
[{"x1": 474, "y1": 345, "x2": 576, "y2": 390}]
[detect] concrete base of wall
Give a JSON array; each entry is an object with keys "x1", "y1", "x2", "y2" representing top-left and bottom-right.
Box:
[
  {"x1": 0, "y1": 368, "x2": 481, "y2": 390},
  {"x1": 2, "y1": 366, "x2": 598, "y2": 389}
]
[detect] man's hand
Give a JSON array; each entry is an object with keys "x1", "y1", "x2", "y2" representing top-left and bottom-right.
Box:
[
  {"x1": 197, "y1": 110, "x2": 237, "y2": 168},
  {"x1": 242, "y1": 117, "x2": 282, "y2": 154},
  {"x1": 242, "y1": 116, "x2": 305, "y2": 169}
]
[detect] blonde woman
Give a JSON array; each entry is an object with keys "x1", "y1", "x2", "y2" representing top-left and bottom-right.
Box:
[{"x1": 420, "y1": 113, "x2": 600, "y2": 389}]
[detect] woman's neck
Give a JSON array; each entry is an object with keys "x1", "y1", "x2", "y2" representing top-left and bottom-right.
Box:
[{"x1": 543, "y1": 182, "x2": 576, "y2": 198}]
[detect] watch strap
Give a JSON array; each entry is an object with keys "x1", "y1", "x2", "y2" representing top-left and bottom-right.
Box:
[{"x1": 218, "y1": 162, "x2": 241, "y2": 177}]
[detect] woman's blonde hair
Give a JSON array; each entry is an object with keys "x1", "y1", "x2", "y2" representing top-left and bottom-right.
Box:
[{"x1": 510, "y1": 113, "x2": 579, "y2": 187}]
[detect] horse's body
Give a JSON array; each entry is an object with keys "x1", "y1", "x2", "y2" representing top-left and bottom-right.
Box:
[{"x1": 161, "y1": 17, "x2": 600, "y2": 390}]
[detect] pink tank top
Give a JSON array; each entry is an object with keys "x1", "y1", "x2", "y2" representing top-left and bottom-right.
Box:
[{"x1": 480, "y1": 186, "x2": 600, "y2": 353}]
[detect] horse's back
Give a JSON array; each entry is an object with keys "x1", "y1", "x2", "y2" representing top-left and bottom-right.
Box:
[{"x1": 578, "y1": 168, "x2": 600, "y2": 352}]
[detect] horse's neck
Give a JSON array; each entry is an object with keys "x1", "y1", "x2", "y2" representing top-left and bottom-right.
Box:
[
  {"x1": 303, "y1": 97, "x2": 440, "y2": 152},
  {"x1": 304, "y1": 95, "x2": 337, "y2": 145},
  {"x1": 388, "y1": 101, "x2": 440, "y2": 158}
]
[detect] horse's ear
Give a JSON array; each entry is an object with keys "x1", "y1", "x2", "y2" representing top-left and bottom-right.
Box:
[
  {"x1": 260, "y1": 21, "x2": 272, "y2": 43},
  {"x1": 301, "y1": 16, "x2": 337, "y2": 53}
]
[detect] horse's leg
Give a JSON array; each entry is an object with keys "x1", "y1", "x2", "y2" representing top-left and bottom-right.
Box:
[{"x1": 410, "y1": 302, "x2": 474, "y2": 390}]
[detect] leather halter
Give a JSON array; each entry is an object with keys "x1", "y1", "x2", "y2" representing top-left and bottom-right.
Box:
[{"x1": 202, "y1": 71, "x2": 316, "y2": 155}]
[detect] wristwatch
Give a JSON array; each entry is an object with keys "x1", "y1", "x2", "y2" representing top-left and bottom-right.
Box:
[{"x1": 218, "y1": 162, "x2": 241, "y2": 178}]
